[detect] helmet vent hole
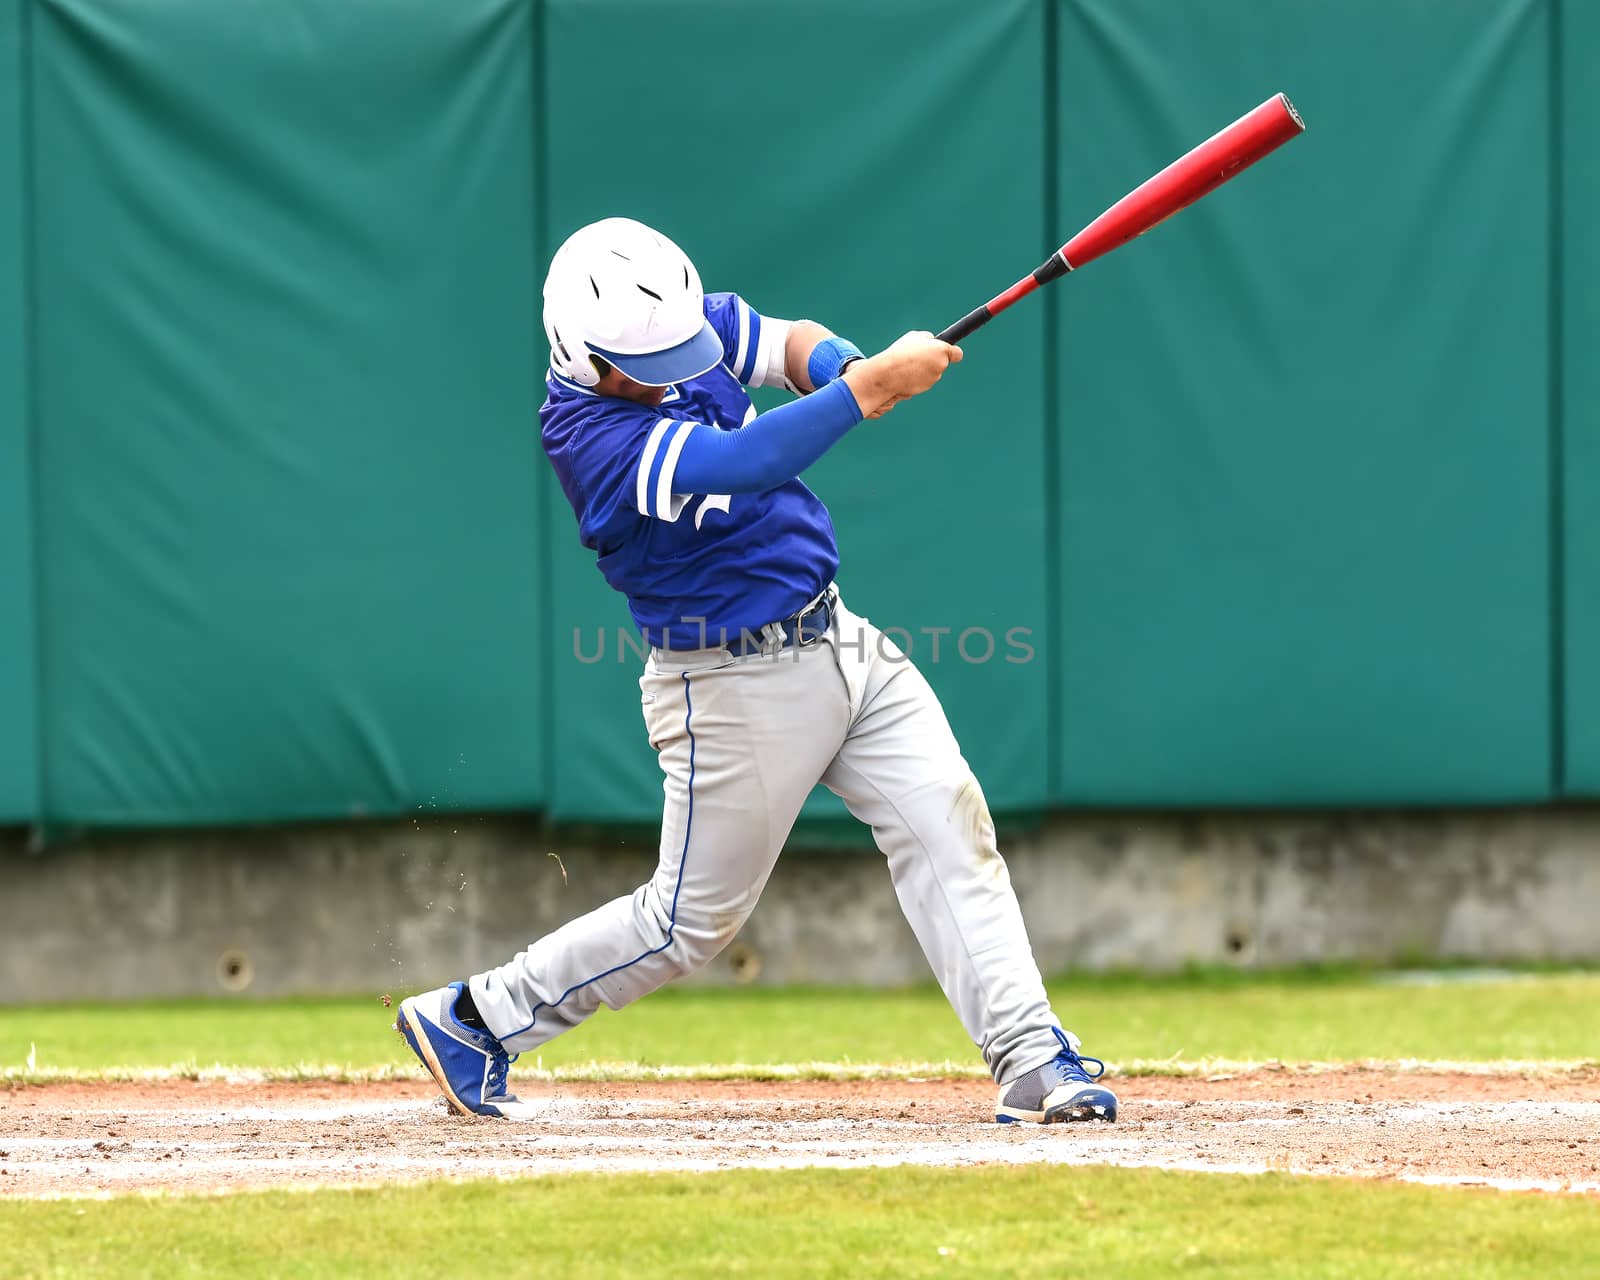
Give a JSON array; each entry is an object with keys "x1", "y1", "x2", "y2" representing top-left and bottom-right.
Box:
[
  {"x1": 636, "y1": 284, "x2": 663, "y2": 301},
  {"x1": 609, "y1": 249, "x2": 631, "y2": 260},
  {"x1": 683, "y1": 265, "x2": 689, "y2": 288},
  {"x1": 589, "y1": 275, "x2": 600, "y2": 298}
]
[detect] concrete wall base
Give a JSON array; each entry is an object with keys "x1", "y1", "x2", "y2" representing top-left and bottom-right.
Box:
[{"x1": 2, "y1": 808, "x2": 1597, "y2": 1002}]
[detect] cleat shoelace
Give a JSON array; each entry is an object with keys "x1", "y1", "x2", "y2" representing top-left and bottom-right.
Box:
[
  {"x1": 1050, "y1": 1026, "x2": 1106, "y2": 1085},
  {"x1": 485, "y1": 1046, "x2": 517, "y2": 1097},
  {"x1": 1052, "y1": 1050, "x2": 1106, "y2": 1085}
]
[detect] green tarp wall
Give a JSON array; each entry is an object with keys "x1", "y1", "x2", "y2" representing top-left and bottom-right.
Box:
[
  {"x1": 0, "y1": 0, "x2": 1591, "y2": 828},
  {"x1": 1054, "y1": 0, "x2": 1553, "y2": 805},
  {"x1": 540, "y1": 0, "x2": 1050, "y2": 821},
  {"x1": 1563, "y1": 0, "x2": 1600, "y2": 794},
  {"x1": 0, "y1": 0, "x2": 38, "y2": 821},
  {"x1": 30, "y1": 0, "x2": 545, "y2": 823}
]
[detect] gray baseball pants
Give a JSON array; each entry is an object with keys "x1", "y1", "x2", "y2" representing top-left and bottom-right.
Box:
[{"x1": 470, "y1": 592, "x2": 1065, "y2": 1084}]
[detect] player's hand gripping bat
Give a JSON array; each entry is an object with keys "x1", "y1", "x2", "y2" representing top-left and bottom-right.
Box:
[{"x1": 937, "y1": 93, "x2": 1305, "y2": 344}]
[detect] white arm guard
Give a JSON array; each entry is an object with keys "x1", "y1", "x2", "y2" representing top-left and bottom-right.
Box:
[{"x1": 748, "y1": 314, "x2": 794, "y2": 392}]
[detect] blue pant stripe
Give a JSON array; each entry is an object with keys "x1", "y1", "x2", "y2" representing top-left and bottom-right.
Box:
[{"x1": 504, "y1": 671, "x2": 696, "y2": 1040}]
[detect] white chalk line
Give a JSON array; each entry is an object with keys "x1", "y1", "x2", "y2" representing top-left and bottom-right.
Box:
[{"x1": 8, "y1": 1145, "x2": 1597, "y2": 1199}]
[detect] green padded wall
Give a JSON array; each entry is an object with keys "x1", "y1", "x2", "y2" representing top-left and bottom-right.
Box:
[
  {"x1": 6, "y1": 0, "x2": 1588, "y2": 827},
  {"x1": 1563, "y1": 0, "x2": 1600, "y2": 795},
  {"x1": 541, "y1": 0, "x2": 1051, "y2": 822},
  {"x1": 31, "y1": 0, "x2": 546, "y2": 823},
  {"x1": 1054, "y1": 0, "x2": 1553, "y2": 805},
  {"x1": 0, "y1": 0, "x2": 38, "y2": 822}
]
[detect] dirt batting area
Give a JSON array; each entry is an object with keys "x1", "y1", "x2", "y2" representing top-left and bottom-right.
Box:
[{"x1": 3, "y1": 1070, "x2": 1597, "y2": 1199}]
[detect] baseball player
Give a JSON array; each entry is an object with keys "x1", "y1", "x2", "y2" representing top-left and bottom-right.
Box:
[{"x1": 397, "y1": 217, "x2": 1116, "y2": 1126}]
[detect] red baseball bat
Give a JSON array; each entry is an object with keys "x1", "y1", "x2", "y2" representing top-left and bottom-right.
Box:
[{"x1": 937, "y1": 93, "x2": 1305, "y2": 344}]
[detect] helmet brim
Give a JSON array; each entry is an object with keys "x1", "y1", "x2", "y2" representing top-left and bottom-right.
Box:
[{"x1": 590, "y1": 320, "x2": 723, "y2": 387}]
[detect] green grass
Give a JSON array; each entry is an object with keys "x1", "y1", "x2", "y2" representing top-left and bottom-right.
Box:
[
  {"x1": 3, "y1": 1165, "x2": 1596, "y2": 1279},
  {"x1": 3, "y1": 969, "x2": 1597, "y2": 1079},
  {"x1": 5, "y1": 978, "x2": 1594, "y2": 1274}
]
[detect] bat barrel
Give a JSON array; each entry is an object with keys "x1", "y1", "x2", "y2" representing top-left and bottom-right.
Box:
[
  {"x1": 932, "y1": 92, "x2": 1304, "y2": 344},
  {"x1": 1059, "y1": 93, "x2": 1305, "y2": 270}
]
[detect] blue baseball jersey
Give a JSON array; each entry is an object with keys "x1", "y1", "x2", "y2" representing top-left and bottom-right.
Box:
[{"x1": 541, "y1": 292, "x2": 839, "y2": 649}]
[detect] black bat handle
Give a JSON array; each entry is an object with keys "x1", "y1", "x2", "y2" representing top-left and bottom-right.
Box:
[
  {"x1": 937, "y1": 307, "x2": 993, "y2": 345},
  {"x1": 936, "y1": 254, "x2": 1068, "y2": 345}
]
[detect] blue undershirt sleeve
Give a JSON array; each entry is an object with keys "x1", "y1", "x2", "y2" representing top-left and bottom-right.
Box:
[{"x1": 670, "y1": 378, "x2": 864, "y2": 496}]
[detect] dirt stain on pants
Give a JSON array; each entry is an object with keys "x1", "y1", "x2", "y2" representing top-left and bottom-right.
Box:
[{"x1": 951, "y1": 774, "x2": 1008, "y2": 884}]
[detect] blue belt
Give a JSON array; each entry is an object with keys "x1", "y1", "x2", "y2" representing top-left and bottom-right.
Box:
[{"x1": 726, "y1": 589, "x2": 837, "y2": 658}]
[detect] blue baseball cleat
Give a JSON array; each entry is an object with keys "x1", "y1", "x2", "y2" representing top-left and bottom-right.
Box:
[
  {"x1": 395, "y1": 982, "x2": 521, "y2": 1119},
  {"x1": 995, "y1": 1029, "x2": 1118, "y2": 1124}
]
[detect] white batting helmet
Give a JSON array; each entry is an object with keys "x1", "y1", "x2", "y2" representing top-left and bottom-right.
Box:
[{"x1": 542, "y1": 217, "x2": 722, "y2": 388}]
